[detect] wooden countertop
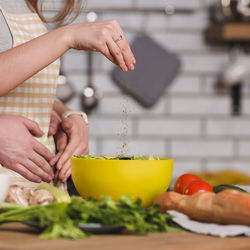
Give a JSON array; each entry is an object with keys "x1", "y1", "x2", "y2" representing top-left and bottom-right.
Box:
[{"x1": 1, "y1": 223, "x2": 250, "y2": 250}]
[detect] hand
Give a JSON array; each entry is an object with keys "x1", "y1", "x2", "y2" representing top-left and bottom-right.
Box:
[
  {"x1": 0, "y1": 114, "x2": 54, "y2": 183},
  {"x1": 66, "y1": 19, "x2": 136, "y2": 72},
  {"x1": 48, "y1": 110, "x2": 68, "y2": 172},
  {"x1": 50, "y1": 114, "x2": 89, "y2": 183}
]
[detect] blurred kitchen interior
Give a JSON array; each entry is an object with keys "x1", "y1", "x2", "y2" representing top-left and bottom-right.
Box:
[{"x1": 44, "y1": 0, "x2": 250, "y2": 180}]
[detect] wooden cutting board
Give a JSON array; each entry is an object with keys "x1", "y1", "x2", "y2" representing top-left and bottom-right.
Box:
[{"x1": 0, "y1": 223, "x2": 250, "y2": 250}]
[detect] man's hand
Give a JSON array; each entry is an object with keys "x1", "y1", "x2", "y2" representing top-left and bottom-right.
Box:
[
  {"x1": 48, "y1": 110, "x2": 68, "y2": 174},
  {"x1": 50, "y1": 114, "x2": 89, "y2": 183},
  {"x1": 0, "y1": 114, "x2": 54, "y2": 183}
]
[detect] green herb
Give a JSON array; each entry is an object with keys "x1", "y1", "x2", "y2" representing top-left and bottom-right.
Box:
[
  {"x1": 0, "y1": 195, "x2": 173, "y2": 239},
  {"x1": 0, "y1": 202, "x2": 86, "y2": 239},
  {"x1": 67, "y1": 195, "x2": 170, "y2": 234}
]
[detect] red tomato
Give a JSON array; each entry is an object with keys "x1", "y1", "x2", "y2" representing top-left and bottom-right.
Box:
[
  {"x1": 183, "y1": 180, "x2": 213, "y2": 195},
  {"x1": 174, "y1": 174, "x2": 201, "y2": 194}
]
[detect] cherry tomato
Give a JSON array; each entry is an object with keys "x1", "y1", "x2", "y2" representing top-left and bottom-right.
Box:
[
  {"x1": 174, "y1": 174, "x2": 201, "y2": 194},
  {"x1": 183, "y1": 180, "x2": 214, "y2": 195}
]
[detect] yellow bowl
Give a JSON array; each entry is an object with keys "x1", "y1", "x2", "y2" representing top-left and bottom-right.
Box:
[{"x1": 71, "y1": 157, "x2": 173, "y2": 207}]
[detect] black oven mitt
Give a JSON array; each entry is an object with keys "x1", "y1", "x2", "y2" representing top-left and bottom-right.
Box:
[{"x1": 111, "y1": 34, "x2": 181, "y2": 107}]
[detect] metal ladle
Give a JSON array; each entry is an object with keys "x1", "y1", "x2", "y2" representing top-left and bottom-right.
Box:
[
  {"x1": 56, "y1": 58, "x2": 74, "y2": 102},
  {"x1": 81, "y1": 12, "x2": 101, "y2": 113}
]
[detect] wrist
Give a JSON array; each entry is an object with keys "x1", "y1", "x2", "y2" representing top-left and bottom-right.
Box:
[
  {"x1": 59, "y1": 25, "x2": 74, "y2": 50},
  {"x1": 61, "y1": 111, "x2": 89, "y2": 126}
]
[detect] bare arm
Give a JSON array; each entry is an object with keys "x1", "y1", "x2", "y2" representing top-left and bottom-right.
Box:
[
  {"x1": 0, "y1": 26, "x2": 69, "y2": 96},
  {"x1": 0, "y1": 20, "x2": 136, "y2": 96}
]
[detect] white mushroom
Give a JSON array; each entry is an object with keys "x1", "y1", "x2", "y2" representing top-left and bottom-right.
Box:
[
  {"x1": 5, "y1": 185, "x2": 30, "y2": 206},
  {"x1": 29, "y1": 189, "x2": 54, "y2": 205}
]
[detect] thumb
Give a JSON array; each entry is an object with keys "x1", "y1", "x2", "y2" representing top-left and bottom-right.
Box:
[
  {"x1": 48, "y1": 110, "x2": 61, "y2": 136},
  {"x1": 22, "y1": 118, "x2": 44, "y2": 137},
  {"x1": 61, "y1": 118, "x2": 73, "y2": 133}
]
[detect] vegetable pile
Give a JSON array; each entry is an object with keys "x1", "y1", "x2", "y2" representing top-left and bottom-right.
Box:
[{"x1": 0, "y1": 194, "x2": 173, "y2": 239}]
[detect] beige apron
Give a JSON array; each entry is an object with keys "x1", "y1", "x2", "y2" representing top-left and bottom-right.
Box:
[{"x1": 0, "y1": 4, "x2": 66, "y2": 190}]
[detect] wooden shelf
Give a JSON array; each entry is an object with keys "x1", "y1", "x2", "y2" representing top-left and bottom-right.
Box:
[{"x1": 205, "y1": 22, "x2": 250, "y2": 45}]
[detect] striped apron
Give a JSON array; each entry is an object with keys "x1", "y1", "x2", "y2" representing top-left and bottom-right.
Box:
[{"x1": 0, "y1": 4, "x2": 65, "y2": 190}]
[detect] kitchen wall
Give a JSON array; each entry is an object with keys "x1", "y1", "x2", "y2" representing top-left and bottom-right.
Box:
[{"x1": 45, "y1": 0, "x2": 250, "y2": 179}]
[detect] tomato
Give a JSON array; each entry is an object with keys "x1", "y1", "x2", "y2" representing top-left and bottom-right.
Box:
[
  {"x1": 174, "y1": 174, "x2": 201, "y2": 194},
  {"x1": 183, "y1": 180, "x2": 214, "y2": 195}
]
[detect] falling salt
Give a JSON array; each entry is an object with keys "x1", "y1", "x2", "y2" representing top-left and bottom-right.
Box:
[{"x1": 116, "y1": 90, "x2": 131, "y2": 157}]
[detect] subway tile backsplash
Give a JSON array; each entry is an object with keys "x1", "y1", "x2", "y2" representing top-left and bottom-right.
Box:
[{"x1": 45, "y1": 0, "x2": 250, "y2": 177}]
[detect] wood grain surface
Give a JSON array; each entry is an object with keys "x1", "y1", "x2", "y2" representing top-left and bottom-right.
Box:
[{"x1": 1, "y1": 223, "x2": 250, "y2": 250}]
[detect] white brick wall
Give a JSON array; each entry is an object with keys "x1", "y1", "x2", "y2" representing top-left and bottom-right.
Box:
[
  {"x1": 89, "y1": 116, "x2": 134, "y2": 136},
  {"x1": 238, "y1": 141, "x2": 250, "y2": 157},
  {"x1": 181, "y1": 54, "x2": 229, "y2": 74},
  {"x1": 152, "y1": 32, "x2": 208, "y2": 52},
  {"x1": 170, "y1": 96, "x2": 230, "y2": 115},
  {"x1": 171, "y1": 159, "x2": 203, "y2": 179},
  {"x1": 168, "y1": 75, "x2": 201, "y2": 94},
  {"x1": 206, "y1": 119, "x2": 250, "y2": 137},
  {"x1": 172, "y1": 139, "x2": 234, "y2": 158},
  {"x1": 43, "y1": 0, "x2": 250, "y2": 180},
  {"x1": 137, "y1": 118, "x2": 201, "y2": 136},
  {"x1": 147, "y1": 12, "x2": 209, "y2": 31}
]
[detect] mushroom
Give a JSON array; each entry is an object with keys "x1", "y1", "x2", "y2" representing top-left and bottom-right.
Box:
[{"x1": 29, "y1": 189, "x2": 54, "y2": 205}]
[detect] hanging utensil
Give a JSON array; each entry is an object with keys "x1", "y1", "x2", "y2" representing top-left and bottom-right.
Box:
[
  {"x1": 56, "y1": 58, "x2": 74, "y2": 102},
  {"x1": 81, "y1": 50, "x2": 101, "y2": 112},
  {"x1": 81, "y1": 12, "x2": 101, "y2": 113}
]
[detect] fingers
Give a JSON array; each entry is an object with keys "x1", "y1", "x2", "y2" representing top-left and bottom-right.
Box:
[
  {"x1": 22, "y1": 118, "x2": 44, "y2": 137},
  {"x1": 29, "y1": 151, "x2": 54, "y2": 180},
  {"x1": 92, "y1": 20, "x2": 135, "y2": 72},
  {"x1": 57, "y1": 141, "x2": 88, "y2": 182},
  {"x1": 57, "y1": 143, "x2": 88, "y2": 182},
  {"x1": 110, "y1": 20, "x2": 136, "y2": 70},
  {"x1": 50, "y1": 130, "x2": 68, "y2": 167},
  {"x1": 11, "y1": 163, "x2": 42, "y2": 183},
  {"x1": 61, "y1": 119, "x2": 73, "y2": 134},
  {"x1": 19, "y1": 159, "x2": 52, "y2": 183},
  {"x1": 33, "y1": 139, "x2": 54, "y2": 162},
  {"x1": 49, "y1": 151, "x2": 63, "y2": 169},
  {"x1": 106, "y1": 38, "x2": 128, "y2": 72},
  {"x1": 113, "y1": 35, "x2": 136, "y2": 70},
  {"x1": 56, "y1": 140, "x2": 76, "y2": 171},
  {"x1": 64, "y1": 167, "x2": 72, "y2": 183},
  {"x1": 48, "y1": 110, "x2": 61, "y2": 136},
  {"x1": 99, "y1": 44, "x2": 116, "y2": 64},
  {"x1": 58, "y1": 158, "x2": 71, "y2": 183},
  {"x1": 56, "y1": 131, "x2": 68, "y2": 152}
]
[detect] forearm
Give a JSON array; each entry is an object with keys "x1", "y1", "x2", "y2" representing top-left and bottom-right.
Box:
[{"x1": 0, "y1": 26, "x2": 71, "y2": 96}]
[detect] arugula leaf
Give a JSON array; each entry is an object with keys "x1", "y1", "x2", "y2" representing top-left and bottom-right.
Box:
[{"x1": 75, "y1": 153, "x2": 159, "y2": 160}]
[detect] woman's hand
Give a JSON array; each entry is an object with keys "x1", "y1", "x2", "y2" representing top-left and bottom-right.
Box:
[
  {"x1": 0, "y1": 114, "x2": 54, "y2": 183},
  {"x1": 50, "y1": 113, "x2": 88, "y2": 183},
  {"x1": 65, "y1": 19, "x2": 136, "y2": 72}
]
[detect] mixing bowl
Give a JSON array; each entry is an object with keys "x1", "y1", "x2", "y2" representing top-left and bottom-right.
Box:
[{"x1": 71, "y1": 157, "x2": 173, "y2": 207}]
